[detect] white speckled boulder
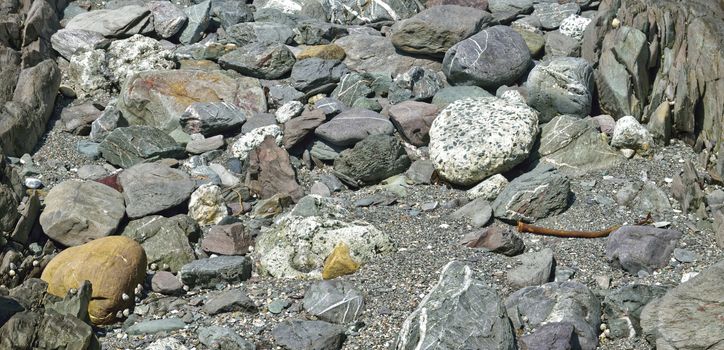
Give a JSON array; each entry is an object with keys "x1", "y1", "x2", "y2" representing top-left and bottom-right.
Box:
[{"x1": 429, "y1": 97, "x2": 539, "y2": 186}]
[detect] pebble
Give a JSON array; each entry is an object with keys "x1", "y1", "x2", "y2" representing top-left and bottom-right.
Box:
[
  {"x1": 24, "y1": 177, "x2": 43, "y2": 189},
  {"x1": 673, "y1": 248, "x2": 697, "y2": 263}
]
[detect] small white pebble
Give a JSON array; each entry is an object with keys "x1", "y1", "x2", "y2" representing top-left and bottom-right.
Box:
[
  {"x1": 122, "y1": 293, "x2": 130, "y2": 301},
  {"x1": 122, "y1": 309, "x2": 130, "y2": 317},
  {"x1": 600, "y1": 323, "x2": 608, "y2": 331},
  {"x1": 150, "y1": 263, "x2": 158, "y2": 270},
  {"x1": 8, "y1": 270, "x2": 16, "y2": 277},
  {"x1": 32, "y1": 260, "x2": 39, "y2": 267}
]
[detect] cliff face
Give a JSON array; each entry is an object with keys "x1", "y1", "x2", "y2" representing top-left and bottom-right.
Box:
[{"x1": 583, "y1": 0, "x2": 724, "y2": 179}]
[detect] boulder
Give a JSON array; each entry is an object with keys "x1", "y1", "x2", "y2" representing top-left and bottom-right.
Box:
[
  {"x1": 333, "y1": 134, "x2": 411, "y2": 187},
  {"x1": 429, "y1": 97, "x2": 539, "y2": 186},
  {"x1": 487, "y1": 0, "x2": 533, "y2": 15},
  {"x1": 189, "y1": 184, "x2": 228, "y2": 226},
  {"x1": 602, "y1": 284, "x2": 668, "y2": 339},
  {"x1": 442, "y1": 25, "x2": 532, "y2": 89},
  {"x1": 530, "y1": 2, "x2": 580, "y2": 30},
  {"x1": 149, "y1": 1, "x2": 187, "y2": 39},
  {"x1": 606, "y1": 226, "x2": 682, "y2": 274},
  {"x1": 272, "y1": 320, "x2": 346, "y2": 350},
  {"x1": 223, "y1": 22, "x2": 295, "y2": 46},
  {"x1": 39, "y1": 180, "x2": 125, "y2": 247},
  {"x1": 460, "y1": 226, "x2": 524, "y2": 256},
  {"x1": 315, "y1": 108, "x2": 395, "y2": 147},
  {"x1": 467, "y1": 174, "x2": 508, "y2": 201},
  {"x1": 219, "y1": 42, "x2": 296, "y2": 79},
  {"x1": 198, "y1": 326, "x2": 256, "y2": 350},
  {"x1": 105, "y1": 35, "x2": 175, "y2": 86},
  {"x1": 98, "y1": 126, "x2": 185, "y2": 169},
  {"x1": 230, "y1": 125, "x2": 283, "y2": 161},
  {"x1": 64, "y1": 5, "x2": 152, "y2": 37},
  {"x1": 118, "y1": 163, "x2": 195, "y2": 219},
  {"x1": 178, "y1": 0, "x2": 211, "y2": 44},
  {"x1": 519, "y1": 322, "x2": 579, "y2": 350},
  {"x1": 296, "y1": 44, "x2": 346, "y2": 61},
  {"x1": 492, "y1": 164, "x2": 571, "y2": 222},
  {"x1": 41, "y1": 236, "x2": 147, "y2": 325},
  {"x1": 526, "y1": 57, "x2": 594, "y2": 122},
  {"x1": 304, "y1": 280, "x2": 364, "y2": 324},
  {"x1": 397, "y1": 261, "x2": 515, "y2": 349},
  {"x1": 244, "y1": 136, "x2": 303, "y2": 201},
  {"x1": 451, "y1": 198, "x2": 493, "y2": 228},
  {"x1": 202, "y1": 222, "x2": 252, "y2": 256},
  {"x1": 122, "y1": 214, "x2": 200, "y2": 273},
  {"x1": 431, "y1": 85, "x2": 492, "y2": 109},
  {"x1": 179, "y1": 256, "x2": 252, "y2": 289},
  {"x1": 283, "y1": 108, "x2": 326, "y2": 149},
  {"x1": 50, "y1": 29, "x2": 109, "y2": 60},
  {"x1": 323, "y1": 0, "x2": 419, "y2": 25},
  {"x1": 388, "y1": 101, "x2": 438, "y2": 146},
  {"x1": 387, "y1": 66, "x2": 445, "y2": 104},
  {"x1": 334, "y1": 33, "x2": 441, "y2": 76},
  {"x1": 507, "y1": 248, "x2": 555, "y2": 288},
  {"x1": 611, "y1": 115, "x2": 653, "y2": 152},
  {"x1": 290, "y1": 58, "x2": 348, "y2": 94},
  {"x1": 203, "y1": 289, "x2": 256, "y2": 315}
]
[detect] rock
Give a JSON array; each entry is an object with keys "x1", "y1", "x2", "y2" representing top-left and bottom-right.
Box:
[
  {"x1": 467, "y1": 174, "x2": 508, "y2": 201},
  {"x1": 641, "y1": 259, "x2": 724, "y2": 350},
  {"x1": 426, "y1": 0, "x2": 488, "y2": 8},
  {"x1": 255, "y1": 215, "x2": 394, "y2": 279},
  {"x1": 0, "y1": 297, "x2": 24, "y2": 327},
  {"x1": 39, "y1": 180, "x2": 125, "y2": 247},
  {"x1": 99, "y1": 126, "x2": 185, "y2": 168},
  {"x1": 391, "y1": 5, "x2": 492, "y2": 57},
  {"x1": 244, "y1": 136, "x2": 303, "y2": 201},
  {"x1": 230, "y1": 125, "x2": 283, "y2": 161},
  {"x1": 0, "y1": 311, "x2": 38, "y2": 348},
  {"x1": 149, "y1": 1, "x2": 187, "y2": 39},
  {"x1": 45, "y1": 280, "x2": 92, "y2": 324},
  {"x1": 126, "y1": 318, "x2": 186, "y2": 335},
  {"x1": 602, "y1": 284, "x2": 668, "y2": 339},
  {"x1": 283, "y1": 108, "x2": 326, "y2": 149},
  {"x1": 90, "y1": 103, "x2": 124, "y2": 142},
  {"x1": 615, "y1": 181, "x2": 671, "y2": 213},
  {"x1": 122, "y1": 215, "x2": 199, "y2": 273},
  {"x1": 526, "y1": 57, "x2": 594, "y2": 122},
  {"x1": 322, "y1": 242, "x2": 360, "y2": 280},
  {"x1": 513, "y1": 26, "x2": 545, "y2": 57},
  {"x1": 507, "y1": 248, "x2": 555, "y2": 288},
  {"x1": 405, "y1": 159, "x2": 435, "y2": 185},
  {"x1": 147, "y1": 337, "x2": 189, "y2": 350},
  {"x1": 431, "y1": 85, "x2": 492, "y2": 109},
  {"x1": 272, "y1": 320, "x2": 346, "y2": 350},
  {"x1": 460, "y1": 226, "x2": 524, "y2": 256},
  {"x1": 219, "y1": 42, "x2": 296, "y2": 79},
  {"x1": 334, "y1": 33, "x2": 441, "y2": 76},
  {"x1": 429, "y1": 97, "x2": 539, "y2": 186},
  {"x1": 492, "y1": 165, "x2": 571, "y2": 222},
  {"x1": 323, "y1": 0, "x2": 419, "y2": 25},
  {"x1": 487, "y1": 0, "x2": 533, "y2": 15},
  {"x1": 224, "y1": 22, "x2": 295, "y2": 46},
  {"x1": 330, "y1": 72, "x2": 375, "y2": 106},
  {"x1": 202, "y1": 222, "x2": 252, "y2": 256},
  {"x1": 505, "y1": 281, "x2": 601, "y2": 350},
  {"x1": 545, "y1": 30, "x2": 582, "y2": 58},
  {"x1": 180, "y1": 102, "x2": 247, "y2": 136},
  {"x1": 315, "y1": 108, "x2": 395, "y2": 147},
  {"x1": 387, "y1": 66, "x2": 445, "y2": 105},
  {"x1": 443, "y1": 25, "x2": 532, "y2": 89},
  {"x1": 451, "y1": 197, "x2": 493, "y2": 228},
  {"x1": 50, "y1": 29, "x2": 109, "y2": 60},
  {"x1": 186, "y1": 135, "x2": 224, "y2": 154},
  {"x1": 36, "y1": 309, "x2": 97, "y2": 349},
  {"x1": 333, "y1": 134, "x2": 411, "y2": 187},
  {"x1": 671, "y1": 160, "x2": 707, "y2": 218},
  {"x1": 531, "y1": 2, "x2": 580, "y2": 30},
  {"x1": 189, "y1": 184, "x2": 227, "y2": 226},
  {"x1": 519, "y1": 322, "x2": 578, "y2": 350},
  {"x1": 64, "y1": 5, "x2": 152, "y2": 37},
  {"x1": 252, "y1": 193, "x2": 294, "y2": 219},
  {"x1": 119, "y1": 163, "x2": 195, "y2": 219},
  {"x1": 646, "y1": 101, "x2": 672, "y2": 145},
  {"x1": 303, "y1": 280, "x2": 364, "y2": 324},
  {"x1": 41, "y1": 236, "x2": 147, "y2": 325},
  {"x1": 179, "y1": 0, "x2": 211, "y2": 44},
  {"x1": 66, "y1": 49, "x2": 110, "y2": 96},
  {"x1": 106, "y1": 35, "x2": 175, "y2": 87},
  {"x1": 179, "y1": 256, "x2": 253, "y2": 289},
  {"x1": 397, "y1": 261, "x2": 515, "y2": 349},
  {"x1": 611, "y1": 115, "x2": 653, "y2": 152},
  {"x1": 559, "y1": 14, "x2": 591, "y2": 40},
  {"x1": 203, "y1": 289, "x2": 256, "y2": 315},
  {"x1": 290, "y1": 58, "x2": 348, "y2": 94},
  {"x1": 606, "y1": 226, "x2": 681, "y2": 274},
  {"x1": 198, "y1": 326, "x2": 255, "y2": 350},
  {"x1": 118, "y1": 69, "x2": 265, "y2": 134},
  {"x1": 275, "y1": 101, "x2": 304, "y2": 124},
  {"x1": 151, "y1": 271, "x2": 185, "y2": 295},
  {"x1": 297, "y1": 44, "x2": 346, "y2": 61}
]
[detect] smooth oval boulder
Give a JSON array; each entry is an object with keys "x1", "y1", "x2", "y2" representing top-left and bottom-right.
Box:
[
  {"x1": 443, "y1": 25, "x2": 532, "y2": 89},
  {"x1": 41, "y1": 236, "x2": 147, "y2": 325},
  {"x1": 526, "y1": 57, "x2": 594, "y2": 122},
  {"x1": 333, "y1": 134, "x2": 411, "y2": 187},
  {"x1": 39, "y1": 180, "x2": 125, "y2": 247},
  {"x1": 429, "y1": 97, "x2": 539, "y2": 186},
  {"x1": 391, "y1": 5, "x2": 492, "y2": 57},
  {"x1": 314, "y1": 108, "x2": 395, "y2": 147},
  {"x1": 119, "y1": 163, "x2": 195, "y2": 219}
]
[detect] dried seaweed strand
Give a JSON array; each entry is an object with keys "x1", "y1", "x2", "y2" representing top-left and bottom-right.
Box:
[{"x1": 517, "y1": 213, "x2": 653, "y2": 239}]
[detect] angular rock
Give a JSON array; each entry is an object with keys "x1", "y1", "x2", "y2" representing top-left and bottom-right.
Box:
[
  {"x1": 460, "y1": 226, "x2": 524, "y2": 256},
  {"x1": 179, "y1": 256, "x2": 253, "y2": 289},
  {"x1": 671, "y1": 160, "x2": 707, "y2": 218},
  {"x1": 151, "y1": 271, "x2": 184, "y2": 295},
  {"x1": 36, "y1": 309, "x2": 96, "y2": 349},
  {"x1": 492, "y1": 164, "x2": 571, "y2": 222},
  {"x1": 0, "y1": 297, "x2": 24, "y2": 327},
  {"x1": 179, "y1": 0, "x2": 211, "y2": 44},
  {"x1": 118, "y1": 163, "x2": 195, "y2": 218},
  {"x1": 451, "y1": 197, "x2": 493, "y2": 228},
  {"x1": 186, "y1": 135, "x2": 224, "y2": 154},
  {"x1": 330, "y1": 72, "x2": 374, "y2": 106},
  {"x1": 606, "y1": 226, "x2": 682, "y2": 274},
  {"x1": 39, "y1": 180, "x2": 125, "y2": 247},
  {"x1": 273, "y1": 320, "x2": 345, "y2": 350},
  {"x1": 297, "y1": 44, "x2": 346, "y2": 61},
  {"x1": 526, "y1": 57, "x2": 594, "y2": 122},
  {"x1": 488, "y1": 0, "x2": 533, "y2": 15},
  {"x1": 203, "y1": 289, "x2": 256, "y2": 315},
  {"x1": 122, "y1": 214, "x2": 199, "y2": 273},
  {"x1": 611, "y1": 115, "x2": 653, "y2": 152},
  {"x1": 467, "y1": 174, "x2": 508, "y2": 201},
  {"x1": 50, "y1": 29, "x2": 109, "y2": 60},
  {"x1": 126, "y1": 318, "x2": 186, "y2": 335},
  {"x1": 224, "y1": 22, "x2": 295, "y2": 46},
  {"x1": 315, "y1": 108, "x2": 395, "y2": 147},
  {"x1": 64, "y1": 5, "x2": 152, "y2": 37},
  {"x1": 283, "y1": 108, "x2": 326, "y2": 149},
  {"x1": 531, "y1": 2, "x2": 580, "y2": 30},
  {"x1": 303, "y1": 280, "x2": 364, "y2": 324},
  {"x1": 0, "y1": 310, "x2": 38, "y2": 349},
  {"x1": 334, "y1": 33, "x2": 441, "y2": 76},
  {"x1": 520, "y1": 322, "x2": 578, "y2": 350},
  {"x1": 198, "y1": 326, "x2": 255, "y2": 350},
  {"x1": 41, "y1": 236, "x2": 147, "y2": 325},
  {"x1": 275, "y1": 101, "x2": 304, "y2": 124},
  {"x1": 322, "y1": 242, "x2": 360, "y2": 280},
  {"x1": 189, "y1": 184, "x2": 227, "y2": 226},
  {"x1": 443, "y1": 25, "x2": 532, "y2": 89},
  {"x1": 559, "y1": 14, "x2": 591, "y2": 40},
  {"x1": 245, "y1": 136, "x2": 303, "y2": 201},
  {"x1": 431, "y1": 85, "x2": 492, "y2": 109},
  {"x1": 507, "y1": 248, "x2": 555, "y2": 288},
  {"x1": 60, "y1": 103, "x2": 102, "y2": 135},
  {"x1": 397, "y1": 261, "x2": 515, "y2": 349},
  {"x1": 333, "y1": 134, "x2": 411, "y2": 187},
  {"x1": 149, "y1": 1, "x2": 187, "y2": 39},
  {"x1": 429, "y1": 97, "x2": 539, "y2": 186},
  {"x1": 405, "y1": 159, "x2": 435, "y2": 185},
  {"x1": 602, "y1": 284, "x2": 668, "y2": 339},
  {"x1": 231, "y1": 124, "x2": 283, "y2": 160},
  {"x1": 106, "y1": 35, "x2": 175, "y2": 86},
  {"x1": 323, "y1": 0, "x2": 419, "y2": 25},
  {"x1": 387, "y1": 66, "x2": 445, "y2": 105},
  {"x1": 202, "y1": 222, "x2": 252, "y2": 256},
  {"x1": 99, "y1": 126, "x2": 185, "y2": 168},
  {"x1": 219, "y1": 42, "x2": 296, "y2": 79},
  {"x1": 290, "y1": 58, "x2": 348, "y2": 94},
  {"x1": 179, "y1": 102, "x2": 246, "y2": 137}
]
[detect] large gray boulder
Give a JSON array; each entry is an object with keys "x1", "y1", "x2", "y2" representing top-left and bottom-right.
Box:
[
  {"x1": 396, "y1": 261, "x2": 515, "y2": 350},
  {"x1": 272, "y1": 320, "x2": 346, "y2": 350},
  {"x1": 98, "y1": 126, "x2": 185, "y2": 169},
  {"x1": 442, "y1": 25, "x2": 532, "y2": 89},
  {"x1": 606, "y1": 226, "x2": 682, "y2": 274},
  {"x1": 391, "y1": 5, "x2": 492, "y2": 57},
  {"x1": 64, "y1": 5, "x2": 153, "y2": 37},
  {"x1": 333, "y1": 134, "x2": 411, "y2": 187},
  {"x1": 303, "y1": 281, "x2": 364, "y2": 324},
  {"x1": 50, "y1": 29, "x2": 109, "y2": 60},
  {"x1": 334, "y1": 34, "x2": 441, "y2": 76},
  {"x1": 179, "y1": 256, "x2": 252, "y2": 289},
  {"x1": 118, "y1": 163, "x2": 195, "y2": 219},
  {"x1": 526, "y1": 57, "x2": 594, "y2": 122},
  {"x1": 122, "y1": 215, "x2": 200, "y2": 273},
  {"x1": 429, "y1": 97, "x2": 539, "y2": 186},
  {"x1": 219, "y1": 42, "x2": 296, "y2": 79},
  {"x1": 323, "y1": 0, "x2": 420, "y2": 25},
  {"x1": 39, "y1": 180, "x2": 125, "y2": 247},
  {"x1": 492, "y1": 164, "x2": 571, "y2": 222},
  {"x1": 314, "y1": 108, "x2": 395, "y2": 147}
]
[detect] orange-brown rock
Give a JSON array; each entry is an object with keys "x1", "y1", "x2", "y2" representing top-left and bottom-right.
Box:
[
  {"x1": 322, "y1": 242, "x2": 360, "y2": 280},
  {"x1": 41, "y1": 236, "x2": 147, "y2": 325},
  {"x1": 297, "y1": 44, "x2": 346, "y2": 61}
]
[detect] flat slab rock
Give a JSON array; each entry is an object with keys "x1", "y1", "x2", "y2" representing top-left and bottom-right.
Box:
[
  {"x1": 314, "y1": 108, "x2": 395, "y2": 147},
  {"x1": 272, "y1": 319, "x2": 346, "y2": 350},
  {"x1": 606, "y1": 225, "x2": 682, "y2": 274},
  {"x1": 119, "y1": 163, "x2": 195, "y2": 219},
  {"x1": 179, "y1": 256, "x2": 252, "y2": 289},
  {"x1": 492, "y1": 164, "x2": 571, "y2": 222}
]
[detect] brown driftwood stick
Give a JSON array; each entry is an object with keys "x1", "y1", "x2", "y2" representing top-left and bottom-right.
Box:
[{"x1": 517, "y1": 214, "x2": 653, "y2": 238}]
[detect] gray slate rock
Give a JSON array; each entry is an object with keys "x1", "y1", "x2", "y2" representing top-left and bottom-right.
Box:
[
  {"x1": 405, "y1": 159, "x2": 435, "y2": 185},
  {"x1": 545, "y1": 31, "x2": 581, "y2": 58},
  {"x1": 126, "y1": 318, "x2": 186, "y2": 335},
  {"x1": 330, "y1": 72, "x2": 375, "y2": 106},
  {"x1": 334, "y1": 33, "x2": 441, "y2": 76},
  {"x1": 122, "y1": 214, "x2": 200, "y2": 272},
  {"x1": 149, "y1": 1, "x2": 187, "y2": 39},
  {"x1": 388, "y1": 101, "x2": 438, "y2": 146},
  {"x1": 213, "y1": 1, "x2": 254, "y2": 30},
  {"x1": 224, "y1": 22, "x2": 295, "y2": 46},
  {"x1": 606, "y1": 226, "x2": 682, "y2": 274},
  {"x1": 0, "y1": 297, "x2": 24, "y2": 327},
  {"x1": 520, "y1": 322, "x2": 578, "y2": 350},
  {"x1": 203, "y1": 289, "x2": 256, "y2": 315},
  {"x1": 179, "y1": 0, "x2": 211, "y2": 44},
  {"x1": 179, "y1": 256, "x2": 253, "y2": 289},
  {"x1": 151, "y1": 271, "x2": 185, "y2": 295},
  {"x1": 180, "y1": 102, "x2": 247, "y2": 136},
  {"x1": 283, "y1": 108, "x2": 327, "y2": 150},
  {"x1": 39, "y1": 180, "x2": 125, "y2": 247},
  {"x1": 64, "y1": 5, "x2": 152, "y2": 37},
  {"x1": 198, "y1": 326, "x2": 256, "y2": 350},
  {"x1": 290, "y1": 58, "x2": 348, "y2": 94},
  {"x1": 526, "y1": 57, "x2": 594, "y2": 122},
  {"x1": 641, "y1": 259, "x2": 724, "y2": 350},
  {"x1": 90, "y1": 102, "x2": 125, "y2": 142},
  {"x1": 388, "y1": 66, "x2": 445, "y2": 105},
  {"x1": 36, "y1": 309, "x2": 97, "y2": 349},
  {"x1": 492, "y1": 164, "x2": 570, "y2": 222},
  {"x1": 671, "y1": 160, "x2": 707, "y2": 218},
  {"x1": 219, "y1": 42, "x2": 296, "y2": 79},
  {"x1": 507, "y1": 248, "x2": 555, "y2": 288},
  {"x1": 487, "y1": 0, "x2": 533, "y2": 15},
  {"x1": 531, "y1": 2, "x2": 580, "y2": 30},
  {"x1": 396, "y1": 261, "x2": 515, "y2": 350},
  {"x1": 99, "y1": 126, "x2": 185, "y2": 169},
  {"x1": 333, "y1": 134, "x2": 411, "y2": 187},
  {"x1": 505, "y1": 281, "x2": 601, "y2": 350},
  {"x1": 119, "y1": 163, "x2": 195, "y2": 219},
  {"x1": 460, "y1": 226, "x2": 525, "y2": 256},
  {"x1": 50, "y1": 29, "x2": 109, "y2": 60},
  {"x1": 431, "y1": 85, "x2": 492, "y2": 109},
  {"x1": 451, "y1": 197, "x2": 493, "y2": 228},
  {"x1": 391, "y1": 5, "x2": 492, "y2": 57},
  {"x1": 303, "y1": 280, "x2": 364, "y2": 324},
  {"x1": 315, "y1": 108, "x2": 394, "y2": 147},
  {"x1": 323, "y1": 0, "x2": 419, "y2": 25},
  {"x1": 272, "y1": 320, "x2": 346, "y2": 350},
  {"x1": 602, "y1": 284, "x2": 668, "y2": 339},
  {"x1": 443, "y1": 25, "x2": 532, "y2": 89}
]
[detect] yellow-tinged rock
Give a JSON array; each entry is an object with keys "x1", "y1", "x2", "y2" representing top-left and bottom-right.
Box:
[
  {"x1": 322, "y1": 242, "x2": 360, "y2": 280},
  {"x1": 297, "y1": 44, "x2": 346, "y2": 61},
  {"x1": 41, "y1": 236, "x2": 147, "y2": 325}
]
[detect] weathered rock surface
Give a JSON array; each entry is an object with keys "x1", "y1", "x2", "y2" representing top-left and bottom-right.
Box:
[
  {"x1": 118, "y1": 163, "x2": 195, "y2": 219},
  {"x1": 98, "y1": 126, "x2": 185, "y2": 168},
  {"x1": 245, "y1": 136, "x2": 303, "y2": 201},
  {"x1": 64, "y1": 5, "x2": 152, "y2": 37},
  {"x1": 315, "y1": 108, "x2": 395, "y2": 147},
  {"x1": 122, "y1": 214, "x2": 199, "y2": 273},
  {"x1": 303, "y1": 280, "x2": 364, "y2": 324},
  {"x1": 333, "y1": 134, "x2": 411, "y2": 187},
  {"x1": 606, "y1": 226, "x2": 682, "y2": 274},
  {"x1": 272, "y1": 319, "x2": 346, "y2": 350},
  {"x1": 526, "y1": 57, "x2": 594, "y2": 122},
  {"x1": 492, "y1": 164, "x2": 571, "y2": 222},
  {"x1": 179, "y1": 256, "x2": 253, "y2": 289}
]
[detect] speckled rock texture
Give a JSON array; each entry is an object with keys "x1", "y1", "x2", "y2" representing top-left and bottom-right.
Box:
[
  {"x1": 429, "y1": 97, "x2": 539, "y2": 186},
  {"x1": 526, "y1": 57, "x2": 594, "y2": 122}
]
